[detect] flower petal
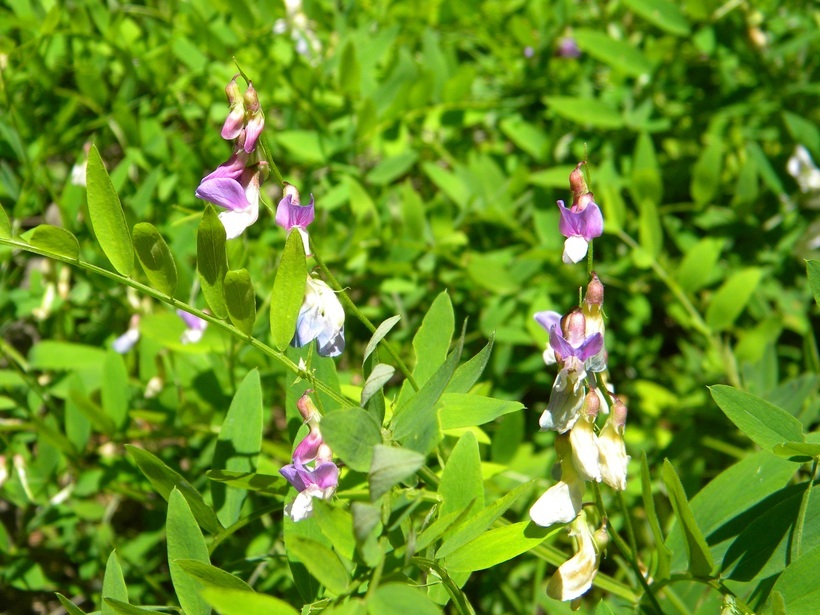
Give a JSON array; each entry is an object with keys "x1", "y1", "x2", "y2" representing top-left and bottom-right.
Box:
[
  {"x1": 218, "y1": 208, "x2": 258, "y2": 240},
  {"x1": 529, "y1": 480, "x2": 583, "y2": 527},
  {"x1": 562, "y1": 235, "x2": 589, "y2": 264},
  {"x1": 196, "y1": 178, "x2": 250, "y2": 212}
]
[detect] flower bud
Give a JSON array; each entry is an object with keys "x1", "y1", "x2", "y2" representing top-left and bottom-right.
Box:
[
  {"x1": 569, "y1": 162, "x2": 588, "y2": 201},
  {"x1": 561, "y1": 309, "x2": 587, "y2": 346},
  {"x1": 242, "y1": 82, "x2": 264, "y2": 153},
  {"x1": 297, "y1": 392, "x2": 320, "y2": 424},
  {"x1": 611, "y1": 399, "x2": 628, "y2": 432},
  {"x1": 583, "y1": 272, "x2": 604, "y2": 308},
  {"x1": 221, "y1": 76, "x2": 246, "y2": 141}
]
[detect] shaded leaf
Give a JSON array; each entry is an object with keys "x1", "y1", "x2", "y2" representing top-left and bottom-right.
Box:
[
  {"x1": 223, "y1": 268, "x2": 256, "y2": 336},
  {"x1": 167, "y1": 489, "x2": 211, "y2": 615},
  {"x1": 86, "y1": 145, "x2": 133, "y2": 275},
  {"x1": 287, "y1": 536, "x2": 350, "y2": 595},
  {"x1": 369, "y1": 444, "x2": 425, "y2": 501},
  {"x1": 132, "y1": 222, "x2": 177, "y2": 296},
  {"x1": 321, "y1": 407, "x2": 382, "y2": 473},
  {"x1": 197, "y1": 204, "x2": 229, "y2": 319},
  {"x1": 662, "y1": 459, "x2": 714, "y2": 578}
]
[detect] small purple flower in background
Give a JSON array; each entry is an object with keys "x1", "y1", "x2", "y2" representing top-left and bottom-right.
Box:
[
  {"x1": 275, "y1": 184, "x2": 315, "y2": 255},
  {"x1": 112, "y1": 314, "x2": 140, "y2": 354},
  {"x1": 293, "y1": 276, "x2": 345, "y2": 358},
  {"x1": 280, "y1": 394, "x2": 339, "y2": 522},
  {"x1": 176, "y1": 309, "x2": 208, "y2": 344},
  {"x1": 557, "y1": 163, "x2": 603, "y2": 264},
  {"x1": 556, "y1": 36, "x2": 581, "y2": 59}
]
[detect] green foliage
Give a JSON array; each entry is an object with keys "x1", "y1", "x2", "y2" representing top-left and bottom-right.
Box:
[{"x1": 0, "y1": 0, "x2": 817, "y2": 613}]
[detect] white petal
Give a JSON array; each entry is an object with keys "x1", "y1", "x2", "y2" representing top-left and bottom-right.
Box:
[
  {"x1": 597, "y1": 421, "x2": 629, "y2": 490},
  {"x1": 540, "y1": 374, "x2": 585, "y2": 432},
  {"x1": 529, "y1": 480, "x2": 583, "y2": 527},
  {"x1": 547, "y1": 513, "x2": 600, "y2": 601},
  {"x1": 180, "y1": 328, "x2": 205, "y2": 345},
  {"x1": 569, "y1": 419, "x2": 601, "y2": 482},
  {"x1": 112, "y1": 328, "x2": 140, "y2": 354},
  {"x1": 562, "y1": 236, "x2": 589, "y2": 264},
  {"x1": 219, "y1": 207, "x2": 258, "y2": 239},
  {"x1": 285, "y1": 490, "x2": 315, "y2": 522}
]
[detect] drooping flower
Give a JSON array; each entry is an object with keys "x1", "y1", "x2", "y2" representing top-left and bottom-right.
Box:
[
  {"x1": 280, "y1": 394, "x2": 339, "y2": 522},
  {"x1": 275, "y1": 184, "x2": 315, "y2": 255},
  {"x1": 293, "y1": 276, "x2": 345, "y2": 358},
  {"x1": 177, "y1": 309, "x2": 208, "y2": 345},
  {"x1": 530, "y1": 435, "x2": 584, "y2": 527},
  {"x1": 597, "y1": 399, "x2": 629, "y2": 491},
  {"x1": 546, "y1": 510, "x2": 602, "y2": 601},
  {"x1": 196, "y1": 164, "x2": 264, "y2": 239},
  {"x1": 112, "y1": 314, "x2": 140, "y2": 354},
  {"x1": 568, "y1": 392, "x2": 601, "y2": 482},
  {"x1": 557, "y1": 163, "x2": 603, "y2": 264}
]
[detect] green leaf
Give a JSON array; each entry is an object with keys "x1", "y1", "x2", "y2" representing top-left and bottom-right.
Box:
[
  {"x1": 437, "y1": 481, "x2": 534, "y2": 559},
  {"x1": 125, "y1": 445, "x2": 223, "y2": 534},
  {"x1": 206, "y1": 470, "x2": 284, "y2": 496},
  {"x1": 201, "y1": 588, "x2": 298, "y2": 615},
  {"x1": 174, "y1": 560, "x2": 253, "y2": 592},
  {"x1": 368, "y1": 444, "x2": 425, "y2": 501},
  {"x1": 543, "y1": 97, "x2": 623, "y2": 129},
  {"x1": 338, "y1": 40, "x2": 361, "y2": 98},
  {"x1": 412, "y1": 291, "x2": 454, "y2": 386},
  {"x1": 691, "y1": 139, "x2": 723, "y2": 207},
  {"x1": 26, "y1": 225, "x2": 79, "y2": 259},
  {"x1": 574, "y1": 29, "x2": 653, "y2": 77},
  {"x1": 438, "y1": 393, "x2": 522, "y2": 430},
  {"x1": 366, "y1": 152, "x2": 418, "y2": 185},
  {"x1": 363, "y1": 315, "x2": 401, "y2": 363},
  {"x1": 773, "y1": 441, "x2": 820, "y2": 462},
  {"x1": 705, "y1": 268, "x2": 763, "y2": 331},
  {"x1": 808, "y1": 260, "x2": 820, "y2": 305},
  {"x1": 197, "y1": 204, "x2": 229, "y2": 319},
  {"x1": 132, "y1": 222, "x2": 178, "y2": 296},
  {"x1": 439, "y1": 431, "x2": 483, "y2": 518},
  {"x1": 0, "y1": 204, "x2": 10, "y2": 238},
  {"x1": 361, "y1": 363, "x2": 395, "y2": 407},
  {"x1": 771, "y1": 546, "x2": 820, "y2": 613},
  {"x1": 103, "y1": 598, "x2": 157, "y2": 615},
  {"x1": 313, "y1": 500, "x2": 357, "y2": 561},
  {"x1": 677, "y1": 238, "x2": 724, "y2": 293},
  {"x1": 101, "y1": 551, "x2": 128, "y2": 615},
  {"x1": 445, "y1": 334, "x2": 494, "y2": 394},
  {"x1": 270, "y1": 231, "x2": 307, "y2": 351},
  {"x1": 167, "y1": 488, "x2": 211, "y2": 615},
  {"x1": 622, "y1": 0, "x2": 691, "y2": 36},
  {"x1": 321, "y1": 407, "x2": 383, "y2": 473},
  {"x1": 101, "y1": 350, "x2": 130, "y2": 430},
  {"x1": 422, "y1": 162, "x2": 469, "y2": 209},
  {"x1": 287, "y1": 536, "x2": 350, "y2": 595},
  {"x1": 28, "y1": 341, "x2": 106, "y2": 371},
  {"x1": 367, "y1": 583, "x2": 441, "y2": 615},
  {"x1": 212, "y1": 369, "x2": 263, "y2": 527},
  {"x1": 710, "y1": 385, "x2": 804, "y2": 452},
  {"x1": 415, "y1": 504, "x2": 478, "y2": 552},
  {"x1": 445, "y1": 521, "x2": 556, "y2": 572},
  {"x1": 86, "y1": 144, "x2": 134, "y2": 275},
  {"x1": 55, "y1": 594, "x2": 87, "y2": 615},
  {"x1": 223, "y1": 269, "x2": 256, "y2": 336},
  {"x1": 662, "y1": 459, "x2": 714, "y2": 578},
  {"x1": 275, "y1": 130, "x2": 327, "y2": 164},
  {"x1": 641, "y1": 453, "x2": 671, "y2": 581},
  {"x1": 499, "y1": 117, "x2": 549, "y2": 160}
]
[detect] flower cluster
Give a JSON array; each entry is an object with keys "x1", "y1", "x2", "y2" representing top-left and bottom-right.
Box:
[
  {"x1": 530, "y1": 164, "x2": 629, "y2": 603},
  {"x1": 195, "y1": 76, "x2": 268, "y2": 239},
  {"x1": 279, "y1": 393, "x2": 339, "y2": 522}
]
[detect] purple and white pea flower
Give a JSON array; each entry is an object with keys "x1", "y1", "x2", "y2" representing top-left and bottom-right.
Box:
[
  {"x1": 195, "y1": 163, "x2": 264, "y2": 239},
  {"x1": 557, "y1": 194, "x2": 604, "y2": 264},
  {"x1": 275, "y1": 184, "x2": 315, "y2": 256},
  {"x1": 112, "y1": 314, "x2": 140, "y2": 354},
  {"x1": 293, "y1": 276, "x2": 345, "y2": 358},
  {"x1": 176, "y1": 309, "x2": 208, "y2": 345}
]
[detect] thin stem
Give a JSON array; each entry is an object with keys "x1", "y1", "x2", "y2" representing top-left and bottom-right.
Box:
[
  {"x1": 0, "y1": 237, "x2": 349, "y2": 407},
  {"x1": 792, "y1": 459, "x2": 818, "y2": 562},
  {"x1": 310, "y1": 238, "x2": 419, "y2": 391}
]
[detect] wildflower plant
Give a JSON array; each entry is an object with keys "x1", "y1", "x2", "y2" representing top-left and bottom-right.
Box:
[{"x1": 1, "y1": 4, "x2": 819, "y2": 614}]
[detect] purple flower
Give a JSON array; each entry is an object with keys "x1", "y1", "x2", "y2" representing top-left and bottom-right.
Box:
[
  {"x1": 176, "y1": 309, "x2": 208, "y2": 344},
  {"x1": 548, "y1": 327, "x2": 603, "y2": 364},
  {"x1": 557, "y1": 198, "x2": 603, "y2": 264},
  {"x1": 275, "y1": 187, "x2": 315, "y2": 255},
  {"x1": 195, "y1": 166, "x2": 261, "y2": 239},
  {"x1": 557, "y1": 37, "x2": 581, "y2": 59},
  {"x1": 293, "y1": 277, "x2": 345, "y2": 358}
]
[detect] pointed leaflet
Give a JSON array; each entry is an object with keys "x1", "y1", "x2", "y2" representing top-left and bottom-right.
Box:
[
  {"x1": 287, "y1": 536, "x2": 350, "y2": 595},
  {"x1": 412, "y1": 291, "x2": 454, "y2": 386},
  {"x1": 363, "y1": 315, "x2": 401, "y2": 363},
  {"x1": 223, "y1": 269, "x2": 256, "y2": 336},
  {"x1": 167, "y1": 488, "x2": 211, "y2": 615},
  {"x1": 662, "y1": 459, "x2": 715, "y2": 578},
  {"x1": 101, "y1": 551, "x2": 128, "y2": 615},
  {"x1": 705, "y1": 268, "x2": 763, "y2": 331},
  {"x1": 445, "y1": 521, "x2": 556, "y2": 572},
  {"x1": 808, "y1": 260, "x2": 820, "y2": 305},
  {"x1": 86, "y1": 145, "x2": 134, "y2": 275},
  {"x1": 710, "y1": 385, "x2": 804, "y2": 452},
  {"x1": 641, "y1": 453, "x2": 671, "y2": 581},
  {"x1": 101, "y1": 350, "x2": 130, "y2": 430},
  {"x1": 125, "y1": 445, "x2": 222, "y2": 534},
  {"x1": 174, "y1": 560, "x2": 253, "y2": 592},
  {"x1": 103, "y1": 600, "x2": 157, "y2": 615},
  {"x1": 270, "y1": 230, "x2": 307, "y2": 351},
  {"x1": 321, "y1": 407, "x2": 382, "y2": 473},
  {"x1": 368, "y1": 444, "x2": 425, "y2": 501},
  {"x1": 438, "y1": 394, "x2": 522, "y2": 430},
  {"x1": 212, "y1": 369, "x2": 263, "y2": 527},
  {"x1": 0, "y1": 204, "x2": 10, "y2": 238},
  {"x1": 55, "y1": 594, "x2": 87, "y2": 615},
  {"x1": 197, "y1": 204, "x2": 229, "y2": 319},
  {"x1": 26, "y1": 225, "x2": 79, "y2": 260},
  {"x1": 360, "y1": 363, "x2": 395, "y2": 407},
  {"x1": 367, "y1": 584, "x2": 441, "y2": 615},
  {"x1": 132, "y1": 222, "x2": 178, "y2": 296},
  {"x1": 445, "y1": 334, "x2": 494, "y2": 394},
  {"x1": 439, "y1": 431, "x2": 483, "y2": 518}
]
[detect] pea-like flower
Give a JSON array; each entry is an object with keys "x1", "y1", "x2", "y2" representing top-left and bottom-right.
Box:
[
  {"x1": 176, "y1": 309, "x2": 208, "y2": 345},
  {"x1": 112, "y1": 314, "x2": 140, "y2": 354},
  {"x1": 293, "y1": 276, "x2": 345, "y2": 358},
  {"x1": 530, "y1": 435, "x2": 584, "y2": 527},
  {"x1": 557, "y1": 196, "x2": 604, "y2": 264},
  {"x1": 196, "y1": 164, "x2": 263, "y2": 239},
  {"x1": 275, "y1": 184, "x2": 315, "y2": 256},
  {"x1": 546, "y1": 510, "x2": 602, "y2": 601},
  {"x1": 597, "y1": 399, "x2": 629, "y2": 490}
]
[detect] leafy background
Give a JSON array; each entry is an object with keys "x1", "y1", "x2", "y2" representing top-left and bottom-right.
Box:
[{"x1": 0, "y1": 0, "x2": 818, "y2": 613}]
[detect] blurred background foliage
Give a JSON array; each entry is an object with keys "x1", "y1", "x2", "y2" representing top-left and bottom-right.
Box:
[{"x1": 0, "y1": 0, "x2": 818, "y2": 612}]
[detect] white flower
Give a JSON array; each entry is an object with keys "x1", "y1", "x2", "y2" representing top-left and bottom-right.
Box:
[
  {"x1": 569, "y1": 415, "x2": 601, "y2": 483},
  {"x1": 597, "y1": 417, "x2": 629, "y2": 491},
  {"x1": 787, "y1": 145, "x2": 820, "y2": 193},
  {"x1": 530, "y1": 435, "x2": 584, "y2": 527},
  {"x1": 293, "y1": 276, "x2": 345, "y2": 357},
  {"x1": 547, "y1": 510, "x2": 601, "y2": 601}
]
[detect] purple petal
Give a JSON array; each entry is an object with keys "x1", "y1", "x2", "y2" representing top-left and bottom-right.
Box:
[
  {"x1": 195, "y1": 178, "x2": 250, "y2": 212},
  {"x1": 576, "y1": 203, "x2": 604, "y2": 241},
  {"x1": 292, "y1": 431, "x2": 323, "y2": 465},
  {"x1": 279, "y1": 464, "x2": 308, "y2": 492},
  {"x1": 576, "y1": 332, "x2": 604, "y2": 361},
  {"x1": 243, "y1": 115, "x2": 264, "y2": 153},
  {"x1": 549, "y1": 327, "x2": 576, "y2": 358},
  {"x1": 201, "y1": 151, "x2": 247, "y2": 183},
  {"x1": 275, "y1": 194, "x2": 315, "y2": 231},
  {"x1": 177, "y1": 309, "x2": 206, "y2": 331},
  {"x1": 557, "y1": 201, "x2": 581, "y2": 239},
  {"x1": 311, "y1": 461, "x2": 339, "y2": 490},
  {"x1": 534, "y1": 310, "x2": 562, "y2": 334},
  {"x1": 221, "y1": 107, "x2": 245, "y2": 140}
]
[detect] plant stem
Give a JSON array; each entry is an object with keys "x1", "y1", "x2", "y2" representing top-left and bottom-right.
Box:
[
  {"x1": 0, "y1": 237, "x2": 350, "y2": 407},
  {"x1": 792, "y1": 459, "x2": 818, "y2": 562},
  {"x1": 310, "y1": 239, "x2": 419, "y2": 391}
]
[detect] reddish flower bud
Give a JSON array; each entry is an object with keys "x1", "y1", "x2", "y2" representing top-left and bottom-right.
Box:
[{"x1": 584, "y1": 272, "x2": 604, "y2": 307}]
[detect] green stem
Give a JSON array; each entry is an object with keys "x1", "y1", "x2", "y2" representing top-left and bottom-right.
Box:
[
  {"x1": 0, "y1": 237, "x2": 349, "y2": 407},
  {"x1": 310, "y1": 238, "x2": 419, "y2": 391},
  {"x1": 615, "y1": 229, "x2": 741, "y2": 388},
  {"x1": 792, "y1": 459, "x2": 818, "y2": 562}
]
